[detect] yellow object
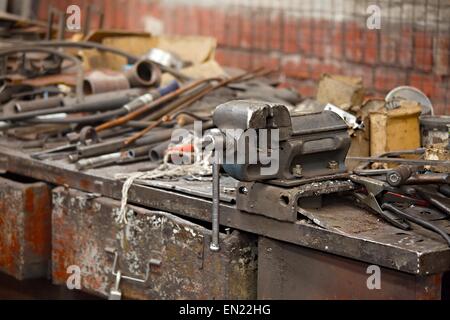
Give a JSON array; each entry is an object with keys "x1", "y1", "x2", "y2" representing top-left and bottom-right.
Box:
[
  {"x1": 80, "y1": 30, "x2": 217, "y2": 71},
  {"x1": 369, "y1": 101, "x2": 422, "y2": 157},
  {"x1": 316, "y1": 74, "x2": 365, "y2": 111}
]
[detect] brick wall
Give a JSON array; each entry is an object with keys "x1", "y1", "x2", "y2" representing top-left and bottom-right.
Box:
[{"x1": 39, "y1": 0, "x2": 449, "y2": 115}]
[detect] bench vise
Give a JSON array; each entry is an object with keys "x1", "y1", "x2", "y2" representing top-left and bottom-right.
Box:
[
  {"x1": 212, "y1": 100, "x2": 351, "y2": 185},
  {"x1": 208, "y1": 99, "x2": 355, "y2": 227}
]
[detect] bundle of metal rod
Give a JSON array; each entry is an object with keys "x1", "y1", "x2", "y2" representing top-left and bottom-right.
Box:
[
  {"x1": 1, "y1": 80, "x2": 180, "y2": 127},
  {"x1": 0, "y1": 88, "x2": 146, "y2": 122},
  {"x1": 94, "y1": 78, "x2": 218, "y2": 133},
  {"x1": 71, "y1": 121, "x2": 213, "y2": 161},
  {"x1": 123, "y1": 67, "x2": 268, "y2": 146},
  {"x1": 76, "y1": 145, "x2": 153, "y2": 170}
]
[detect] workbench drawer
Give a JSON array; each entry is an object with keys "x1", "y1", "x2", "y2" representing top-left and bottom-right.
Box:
[
  {"x1": 51, "y1": 187, "x2": 257, "y2": 299},
  {"x1": 0, "y1": 175, "x2": 52, "y2": 280}
]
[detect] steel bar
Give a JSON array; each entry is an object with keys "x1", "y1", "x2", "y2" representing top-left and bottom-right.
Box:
[
  {"x1": 95, "y1": 78, "x2": 214, "y2": 132},
  {"x1": 348, "y1": 156, "x2": 450, "y2": 166}
]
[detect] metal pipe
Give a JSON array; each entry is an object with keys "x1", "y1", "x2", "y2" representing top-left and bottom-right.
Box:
[
  {"x1": 125, "y1": 59, "x2": 161, "y2": 87},
  {"x1": 148, "y1": 140, "x2": 171, "y2": 161},
  {"x1": 83, "y1": 70, "x2": 130, "y2": 95},
  {"x1": 15, "y1": 96, "x2": 63, "y2": 113},
  {"x1": 0, "y1": 88, "x2": 145, "y2": 122}
]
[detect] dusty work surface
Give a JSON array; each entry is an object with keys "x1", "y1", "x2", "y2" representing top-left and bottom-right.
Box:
[{"x1": 0, "y1": 142, "x2": 449, "y2": 276}]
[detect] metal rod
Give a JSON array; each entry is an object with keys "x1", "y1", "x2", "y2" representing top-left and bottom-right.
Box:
[
  {"x1": 347, "y1": 156, "x2": 450, "y2": 166},
  {"x1": 95, "y1": 78, "x2": 214, "y2": 133},
  {"x1": 123, "y1": 67, "x2": 267, "y2": 146},
  {"x1": 210, "y1": 151, "x2": 220, "y2": 252},
  {"x1": 382, "y1": 203, "x2": 450, "y2": 246}
]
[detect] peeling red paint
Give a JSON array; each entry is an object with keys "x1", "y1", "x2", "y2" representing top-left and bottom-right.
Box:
[{"x1": 0, "y1": 177, "x2": 51, "y2": 280}]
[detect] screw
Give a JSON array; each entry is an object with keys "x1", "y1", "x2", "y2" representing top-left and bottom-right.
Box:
[
  {"x1": 292, "y1": 164, "x2": 303, "y2": 177},
  {"x1": 328, "y1": 160, "x2": 339, "y2": 170}
]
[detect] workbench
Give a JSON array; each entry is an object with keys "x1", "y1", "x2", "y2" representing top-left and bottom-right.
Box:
[{"x1": 0, "y1": 140, "x2": 449, "y2": 299}]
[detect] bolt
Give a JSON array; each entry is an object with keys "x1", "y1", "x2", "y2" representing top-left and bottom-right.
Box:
[
  {"x1": 292, "y1": 164, "x2": 303, "y2": 177},
  {"x1": 239, "y1": 186, "x2": 248, "y2": 195},
  {"x1": 328, "y1": 160, "x2": 339, "y2": 170}
]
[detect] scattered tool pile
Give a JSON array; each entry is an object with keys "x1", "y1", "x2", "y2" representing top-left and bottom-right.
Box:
[{"x1": 0, "y1": 36, "x2": 449, "y2": 252}]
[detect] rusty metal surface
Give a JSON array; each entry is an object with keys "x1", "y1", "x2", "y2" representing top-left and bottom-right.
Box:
[
  {"x1": 258, "y1": 237, "x2": 443, "y2": 300},
  {"x1": 0, "y1": 145, "x2": 450, "y2": 275},
  {"x1": 0, "y1": 175, "x2": 52, "y2": 280},
  {"x1": 51, "y1": 187, "x2": 257, "y2": 299},
  {"x1": 236, "y1": 179, "x2": 356, "y2": 222}
]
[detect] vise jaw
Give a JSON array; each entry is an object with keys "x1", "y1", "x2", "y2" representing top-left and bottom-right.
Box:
[{"x1": 212, "y1": 100, "x2": 351, "y2": 183}]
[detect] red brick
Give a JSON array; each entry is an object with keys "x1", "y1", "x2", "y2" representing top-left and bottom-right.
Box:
[
  {"x1": 363, "y1": 30, "x2": 379, "y2": 65},
  {"x1": 252, "y1": 13, "x2": 270, "y2": 50},
  {"x1": 310, "y1": 62, "x2": 342, "y2": 81},
  {"x1": 409, "y1": 73, "x2": 439, "y2": 98},
  {"x1": 239, "y1": 12, "x2": 253, "y2": 49},
  {"x1": 398, "y1": 27, "x2": 413, "y2": 68},
  {"x1": 200, "y1": 8, "x2": 210, "y2": 36},
  {"x1": 213, "y1": 10, "x2": 226, "y2": 45},
  {"x1": 374, "y1": 67, "x2": 407, "y2": 92},
  {"x1": 298, "y1": 19, "x2": 313, "y2": 55},
  {"x1": 343, "y1": 64, "x2": 374, "y2": 88},
  {"x1": 344, "y1": 22, "x2": 363, "y2": 62},
  {"x1": 251, "y1": 53, "x2": 280, "y2": 70},
  {"x1": 173, "y1": 6, "x2": 187, "y2": 35},
  {"x1": 185, "y1": 7, "x2": 196, "y2": 34},
  {"x1": 330, "y1": 24, "x2": 344, "y2": 60},
  {"x1": 435, "y1": 36, "x2": 449, "y2": 76},
  {"x1": 281, "y1": 56, "x2": 310, "y2": 80},
  {"x1": 224, "y1": 11, "x2": 240, "y2": 47},
  {"x1": 414, "y1": 31, "x2": 434, "y2": 72},
  {"x1": 279, "y1": 78, "x2": 316, "y2": 98},
  {"x1": 433, "y1": 102, "x2": 449, "y2": 116},
  {"x1": 311, "y1": 19, "x2": 328, "y2": 59},
  {"x1": 297, "y1": 81, "x2": 317, "y2": 98},
  {"x1": 217, "y1": 49, "x2": 252, "y2": 70},
  {"x1": 269, "y1": 12, "x2": 282, "y2": 51},
  {"x1": 283, "y1": 17, "x2": 300, "y2": 54},
  {"x1": 379, "y1": 33, "x2": 397, "y2": 65}
]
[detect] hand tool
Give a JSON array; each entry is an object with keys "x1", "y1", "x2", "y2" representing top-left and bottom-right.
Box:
[
  {"x1": 381, "y1": 203, "x2": 450, "y2": 246},
  {"x1": 30, "y1": 126, "x2": 99, "y2": 160},
  {"x1": 324, "y1": 103, "x2": 364, "y2": 130},
  {"x1": 414, "y1": 186, "x2": 450, "y2": 216},
  {"x1": 350, "y1": 174, "x2": 411, "y2": 230}
]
